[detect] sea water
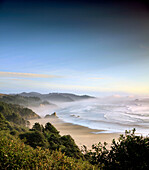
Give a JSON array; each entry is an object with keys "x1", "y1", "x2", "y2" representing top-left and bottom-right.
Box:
[{"x1": 55, "y1": 97, "x2": 149, "y2": 136}]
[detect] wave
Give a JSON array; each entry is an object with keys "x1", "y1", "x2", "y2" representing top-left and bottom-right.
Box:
[{"x1": 56, "y1": 99, "x2": 149, "y2": 135}]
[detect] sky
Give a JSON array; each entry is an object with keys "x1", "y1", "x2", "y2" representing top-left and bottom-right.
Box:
[{"x1": 0, "y1": 0, "x2": 149, "y2": 96}]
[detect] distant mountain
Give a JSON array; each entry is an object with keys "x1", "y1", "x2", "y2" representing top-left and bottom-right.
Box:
[
  {"x1": 19, "y1": 92, "x2": 95, "y2": 102},
  {"x1": 0, "y1": 94, "x2": 55, "y2": 107},
  {"x1": 60, "y1": 93, "x2": 95, "y2": 101},
  {"x1": 20, "y1": 92, "x2": 41, "y2": 98}
]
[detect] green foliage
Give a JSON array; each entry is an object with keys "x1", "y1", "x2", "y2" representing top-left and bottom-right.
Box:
[
  {"x1": 9, "y1": 122, "x2": 28, "y2": 132},
  {"x1": 45, "y1": 122, "x2": 60, "y2": 134},
  {"x1": 0, "y1": 95, "x2": 39, "y2": 106},
  {"x1": 0, "y1": 94, "x2": 50, "y2": 107},
  {"x1": 0, "y1": 132, "x2": 95, "y2": 170},
  {"x1": 32, "y1": 122, "x2": 44, "y2": 132},
  {"x1": 9, "y1": 130, "x2": 18, "y2": 136},
  {"x1": 107, "y1": 129, "x2": 149, "y2": 169},
  {"x1": 0, "y1": 102, "x2": 90, "y2": 168},
  {"x1": 1, "y1": 100, "x2": 148, "y2": 169},
  {"x1": 60, "y1": 135, "x2": 84, "y2": 159},
  {"x1": 83, "y1": 129, "x2": 149, "y2": 169},
  {"x1": 0, "y1": 112, "x2": 11, "y2": 130},
  {"x1": 0, "y1": 111, "x2": 84, "y2": 160},
  {"x1": 44, "y1": 123, "x2": 84, "y2": 159},
  {"x1": 82, "y1": 142, "x2": 108, "y2": 167},
  {"x1": 30, "y1": 122, "x2": 84, "y2": 159},
  {"x1": 0, "y1": 101, "x2": 39, "y2": 125},
  {"x1": 19, "y1": 131, "x2": 49, "y2": 149},
  {"x1": 0, "y1": 112, "x2": 28, "y2": 134},
  {"x1": 47, "y1": 133, "x2": 62, "y2": 149}
]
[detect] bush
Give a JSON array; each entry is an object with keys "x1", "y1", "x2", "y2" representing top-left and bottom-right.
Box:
[
  {"x1": 45, "y1": 122, "x2": 59, "y2": 134},
  {"x1": 10, "y1": 130, "x2": 18, "y2": 136},
  {"x1": 83, "y1": 129, "x2": 149, "y2": 169},
  {"x1": 48, "y1": 133, "x2": 62, "y2": 150},
  {"x1": 61, "y1": 135, "x2": 84, "y2": 159},
  {"x1": 19, "y1": 131, "x2": 49, "y2": 149},
  {"x1": 0, "y1": 132, "x2": 95, "y2": 170},
  {"x1": 32, "y1": 122, "x2": 44, "y2": 132},
  {"x1": 107, "y1": 129, "x2": 149, "y2": 169},
  {"x1": 0, "y1": 112, "x2": 11, "y2": 130}
]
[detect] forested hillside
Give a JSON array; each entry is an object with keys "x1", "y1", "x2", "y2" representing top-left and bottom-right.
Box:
[
  {"x1": 0, "y1": 95, "x2": 54, "y2": 107},
  {"x1": 0, "y1": 101, "x2": 94, "y2": 169},
  {"x1": 19, "y1": 92, "x2": 95, "y2": 102},
  {"x1": 0, "y1": 101, "x2": 40, "y2": 126}
]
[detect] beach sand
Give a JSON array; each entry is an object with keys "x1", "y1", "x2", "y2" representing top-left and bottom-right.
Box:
[{"x1": 28, "y1": 118, "x2": 120, "y2": 150}]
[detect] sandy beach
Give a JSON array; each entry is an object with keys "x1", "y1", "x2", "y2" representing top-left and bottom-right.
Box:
[{"x1": 28, "y1": 118, "x2": 120, "y2": 150}]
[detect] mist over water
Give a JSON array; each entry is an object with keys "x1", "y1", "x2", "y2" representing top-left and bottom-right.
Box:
[{"x1": 31, "y1": 96, "x2": 149, "y2": 136}]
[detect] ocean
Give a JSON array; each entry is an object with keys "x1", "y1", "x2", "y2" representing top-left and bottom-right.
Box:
[{"x1": 55, "y1": 97, "x2": 149, "y2": 136}]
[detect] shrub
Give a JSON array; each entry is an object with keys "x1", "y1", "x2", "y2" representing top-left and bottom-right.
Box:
[
  {"x1": 107, "y1": 129, "x2": 149, "y2": 169},
  {"x1": 48, "y1": 133, "x2": 62, "y2": 150},
  {"x1": 0, "y1": 132, "x2": 95, "y2": 169},
  {"x1": 10, "y1": 130, "x2": 18, "y2": 136},
  {"x1": 83, "y1": 129, "x2": 149, "y2": 169},
  {"x1": 32, "y1": 122, "x2": 44, "y2": 132},
  {"x1": 19, "y1": 131, "x2": 49, "y2": 148},
  {"x1": 61, "y1": 135, "x2": 84, "y2": 159},
  {"x1": 0, "y1": 112, "x2": 11, "y2": 130},
  {"x1": 45, "y1": 122, "x2": 59, "y2": 134}
]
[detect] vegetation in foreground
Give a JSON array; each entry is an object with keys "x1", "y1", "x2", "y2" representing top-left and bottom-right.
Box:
[
  {"x1": 0, "y1": 101, "x2": 149, "y2": 169},
  {"x1": 82, "y1": 129, "x2": 149, "y2": 169},
  {"x1": 0, "y1": 131, "x2": 94, "y2": 170}
]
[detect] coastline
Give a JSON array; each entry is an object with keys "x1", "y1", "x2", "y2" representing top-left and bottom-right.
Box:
[{"x1": 28, "y1": 117, "x2": 120, "y2": 150}]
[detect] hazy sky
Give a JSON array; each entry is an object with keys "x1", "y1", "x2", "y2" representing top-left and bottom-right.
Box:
[{"x1": 0, "y1": 0, "x2": 149, "y2": 96}]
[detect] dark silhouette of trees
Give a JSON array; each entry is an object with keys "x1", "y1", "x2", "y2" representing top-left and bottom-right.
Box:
[{"x1": 83, "y1": 129, "x2": 149, "y2": 169}]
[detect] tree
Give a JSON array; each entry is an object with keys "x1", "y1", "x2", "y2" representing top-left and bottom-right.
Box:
[
  {"x1": 32, "y1": 122, "x2": 43, "y2": 132},
  {"x1": 107, "y1": 129, "x2": 149, "y2": 169},
  {"x1": 61, "y1": 135, "x2": 84, "y2": 159},
  {"x1": 19, "y1": 131, "x2": 48, "y2": 148},
  {"x1": 0, "y1": 112, "x2": 11, "y2": 130},
  {"x1": 45, "y1": 122, "x2": 59, "y2": 134},
  {"x1": 83, "y1": 129, "x2": 149, "y2": 169}
]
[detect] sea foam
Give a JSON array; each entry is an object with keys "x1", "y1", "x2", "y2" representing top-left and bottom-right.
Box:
[{"x1": 56, "y1": 98, "x2": 149, "y2": 136}]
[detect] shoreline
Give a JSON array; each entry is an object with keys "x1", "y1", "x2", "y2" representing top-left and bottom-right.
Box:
[{"x1": 28, "y1": 117, "x2": 120, "y2": 150}]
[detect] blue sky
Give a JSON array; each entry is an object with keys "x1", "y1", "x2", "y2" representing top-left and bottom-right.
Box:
[{"x1": 0, "y1": 0, "x2": 149, "y2": 96}]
